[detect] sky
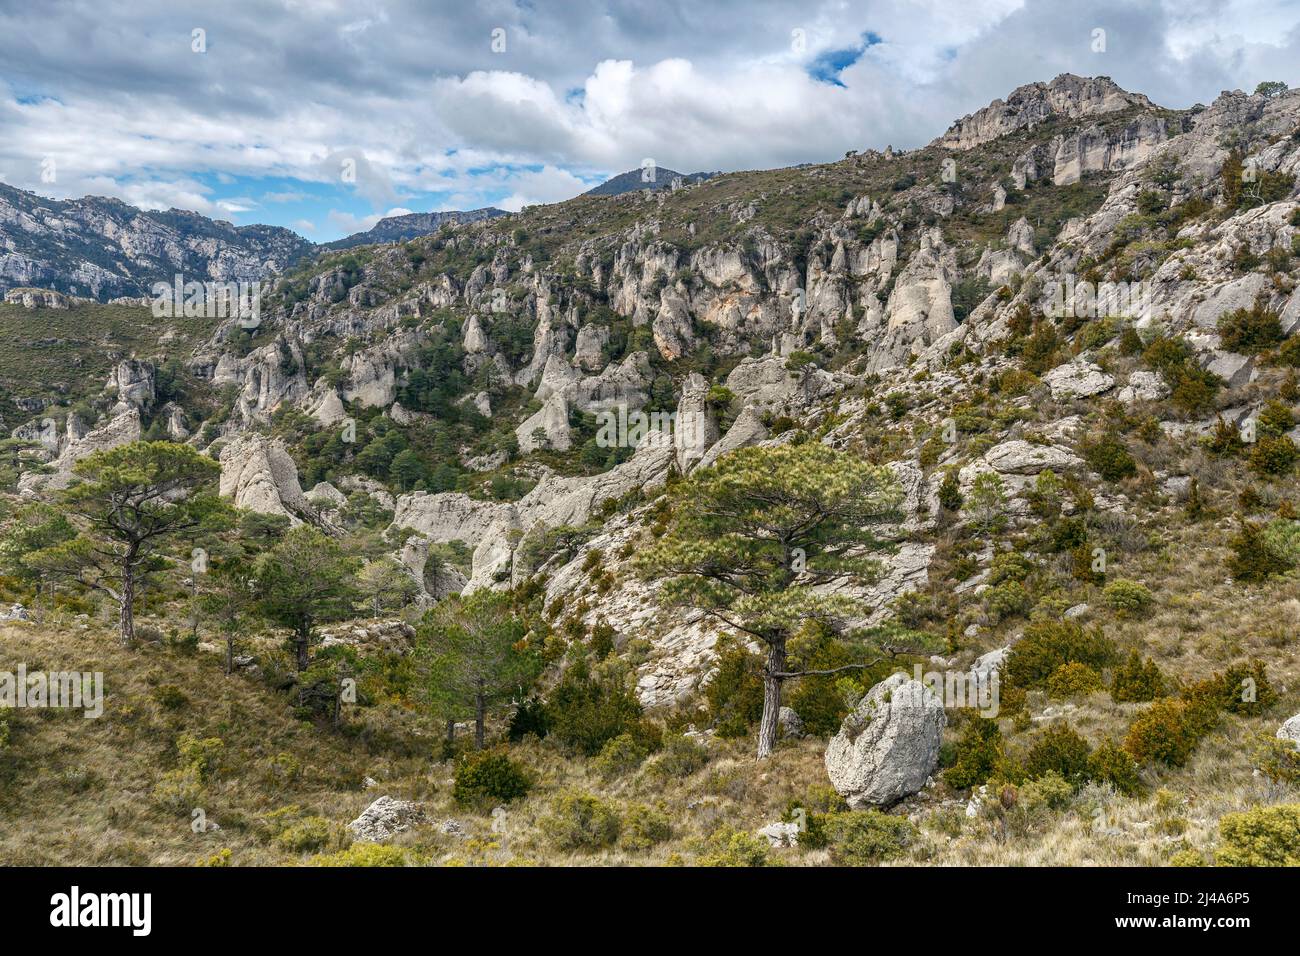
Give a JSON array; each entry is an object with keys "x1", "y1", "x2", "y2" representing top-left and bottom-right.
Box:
[{"x1": 1, "y1": 0, "x2": 1298, "y2": 242}]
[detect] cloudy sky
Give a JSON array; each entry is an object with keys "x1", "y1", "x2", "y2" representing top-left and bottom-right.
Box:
[{"x1": 1, "y1": 0, "x2": 1297, "y2": 240}]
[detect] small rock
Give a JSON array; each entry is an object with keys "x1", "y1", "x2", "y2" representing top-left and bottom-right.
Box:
[
  {"x1": 347, "y1": 796, "x2": 425, "y2": 842},
  {"x1": 778, "y1": 706, "x2": 806, "y2": 739},
  {"x1": 757, "y1": 821, "x2": 800, "y2": 847},
  {"x1": 1277, "y1": 714, "x2": 1300, "y2": 747}
]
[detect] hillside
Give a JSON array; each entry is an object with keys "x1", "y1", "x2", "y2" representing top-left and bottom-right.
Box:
[
  {"x1": 3, "y1": 73, "x2": 1300, "y2": 867},
  {"x1": 323, "y1": 208, "x2": 509, "y2": 251}
]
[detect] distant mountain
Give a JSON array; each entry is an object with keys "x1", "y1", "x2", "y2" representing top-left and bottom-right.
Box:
[
  {"x1": 0, "y1": 182, "x2": 314, "y2": 301},
  {"x1": 584, "y1": 167, "x2": 716, "y2": 197},
  {"x1": 322, "y1": 207, "x2": 508, "y2": 250}
]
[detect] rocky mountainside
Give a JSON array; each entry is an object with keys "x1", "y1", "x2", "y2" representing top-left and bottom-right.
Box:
[
  {"x1": 323, "y1": 207, "x2": 508, "y2": 250},
  {"x1": 0, "y1": 183, "x2": 314, "y2": 300},
  {"x1": 5, "y1": 73, "x2": 1300, "y2": 864}
]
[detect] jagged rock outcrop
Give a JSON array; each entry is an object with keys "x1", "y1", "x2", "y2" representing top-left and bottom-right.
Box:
[
  {"x1": 825, "y1": 673, "x2": 946, "y2": 807},
  {"x1": 939, "y1": 74, "x2": 1154, "y2": 151},
  {"x1": 21, "y1": 408, "x2": 142, "y2": 492},
  {"x1": 218, "y1": 434, "x2": 316, "y2": 525}
]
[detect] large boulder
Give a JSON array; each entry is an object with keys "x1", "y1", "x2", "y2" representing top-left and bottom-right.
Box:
[
  {"x1": 1042, "y1": 360, "x2": 1114, "y2": 400},
  {"x1": 825, "y1": 672, "x2": 946, "y2": 808},
  {"x1": 347, "y1": 796, "x2": 425, "y2": 842},
  {"x1": 1278, "y1": 714, "x2": 1300, "y2": 748},
  {"x1": 218, "y1": 434, "x2": 311, "y2": 523}
]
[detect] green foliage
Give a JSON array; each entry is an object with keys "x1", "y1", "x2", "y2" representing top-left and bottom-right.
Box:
[
  {"x1": 1088, "y1": 739, "x2": 1141, "y2": 795},
  {"x1": 965, "y1": 471, "x2": 1007, "y2": 534},
  {"x1": 644, "y1": 734, "x2": 710, "y2": 779},
  {"x1": 591, "y1": 732, "x2": 653, "y2": 780},
  {"x1": 414, "y1": 589, "x2": 538, "y2": 744},
  {"x1": 1004, "y1": 619, "x2": 1118, "y2": 689},
  {"x1": 1248, "y1": 434, "x2": 1298, "y2": 476},
  {"x1": 541, "y1": 791, "x2": 622, "y2": 851},
  {"x1": 1141, "y1": 336, "x2": 1220, "y2": 415},
  {"x1": 822, "y1": 810, "x2": 916, "y2": 865},
  {"x1": 254, "y1": 525, "x2": 360, "y2": 668},
  {"x1": 937, "y1": 468, "x2": 962, "y2": 511},
  {"x1": 1081, "y1": 432, "x2": 1137, "y2": 482},
  {"x1": 546, "y1": 661, "x2": 647, "y2": 757},
  {"x1": 1111, "y1": 651, "x2": 1165, "y2": 703},
  {"x1": 1046, "y1": 662, "x2": 1103, "y2": 698},
  {"x1": 276, "y1": 816, "x2": 333, "y2": 853},
  {"x1": 944, "y1": 717, "x2": 1005, "y2": 790},
  {"x1": 1123, "y1": 697, "x2": 1210, "y2": 767},
  {"x1": 310, "y1": 844, "x2": 410, "y2": 866},
  {"x1": 1024, "y1": 725, "x2": 1093, "y2": 786},
  {"x1": 1227, "y1": 519, "x2": 1296, "y2": 581},
  {"x1": 1253, "y1": 734, "x2": 1300, "y2": 786},
  {"x1": 1217, "y1": 302, "x2": 1284, "y2": 353},
  {"x1": 1102, "y1": 578, "x2": 1153, "y2": 615},
  {"x1": 507, "y1": 696, "x2": 550, "y2": 742},
  {"x1": 704, "y1": 640, "x2": 765, "y2": 737},
  {"x1": 695, "y1": 826, "x2": 770, "y2": 867},
  {"x1": 620, "y1": 804, "x2": 672, "y2": 851},
  {"x1": 1216, "y1": 804, "x2": 1300, "y2": 867},
  {"x1": 452, "y1": 749, "x2": 531, "y2": 807}
]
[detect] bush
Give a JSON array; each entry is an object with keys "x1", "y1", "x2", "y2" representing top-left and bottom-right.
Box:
[
  {"x1": 944, "y1": 717, "x2": 1004, "y2": 790},
  {"x1": 1111, "y1": 651, "x2": 1165, "y2": 702},
  {"x1": 1017, "y1": 771, "x2": 1075, "y2": 813},
  {"x1": 823, "y1": 811, "x2": 917, "y2": 865},
  {"x1": 1123, "y1": 698, "x2": 1206, "y2": 767},
  {"x1": 309, "y1": 844, "x2": 410, "y2": 867},
  {"x1": 938, "y1": 469, "x2": 963, "y2": 511},
  {"x1": 507, "y1": 696, "x2": 550, "y2": 742},
  {"x1": 541, "y1": 791, "x2": 622, "y2": 851},
  {"x1": 644, "y1": 734, "x2": 710, "y2": 779},
  {"x1": 452, "y1": 749, "x2": 531, "y2": 808},
  {"x1": 547, "y1": 662, "x2": 646, "y2": 756},
  {"x1": 1254, "y1": 734, "x2": 1300, "y2": 786},
  {"x1": 1024, "y1": 725, "x2": 1093, "y2": 786},
  {"x1": 1248, "y1": 434, "x2": 1299, "y2": 476},
  {"x1": 1217, "y1": 302, "x2": 1284, "y2": 353},
  {"x1": 591, "y1": 732, "x2": 653, "y2": 780},
  {"x1": 1206, "y1": 660, "x2": 1278, "y2": 716},
  {"x1": 1102, "y1": 579, "x2": 1153, "y2": 615},
  {"x1": 276, "y1": 816, "x2": 333, "y2": 854},
  {"x1": 1227, "y1": 519, "x2": 1296, "y2": 581},
  {"x1": 1216, "y1": 805, "x2": 1300, "y2": 866},
  {"x1": 1088, "y1": 739, "x2": 1141, "y2": 795},
  {"x1": 620, "y1": 804, "x2": 672, "y2": 851},
  {"x1": 1047, "y1": 662, "x2": 1103, "y2": 698},
  {"x1": 1005, "y1": 619, "x2": 1118, "y2": 689},
  {"x1": 704, "y1": 641, "x2": 764, "y2": 738},
  {"x1": 1082, "y1": 432, "x2": 1137, "y2": 482},
  {"x1": 984, "y1": 580, "x2": 1032, "y2": 622},
  {"x1": 696, "y1": 826, "x2": 770, "y2": 867}
]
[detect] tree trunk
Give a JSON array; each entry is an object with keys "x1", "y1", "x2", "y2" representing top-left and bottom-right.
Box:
[
  {"x1": 756, "y1": 638, "x2": 787, "y2": 760},
  {"x1": 295, "y1": 626, "x2": 310, "y2": 671},
  {"x1": 446, "y1": 718, "x2": 456, "y2": 746},
  {"x1": 225, "y1": 636, "x2": 235, "y2": 675},
  {"x1": 475, "y1": 686, "x2": 486, "y2": 750},
  {"x1": 119, "y1": 562, "x2": 136, "y2": 646}
]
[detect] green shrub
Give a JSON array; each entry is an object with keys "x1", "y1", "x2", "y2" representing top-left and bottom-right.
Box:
[
  {"x1": 1088, "y1": 739, "x2": 1141, "y2": 795},
  {"x1": 1082, "y1": 432, "x2": 1137, "y2": 481},
  {"x1": 644, "y1": 734, "x2": 710, "y2": 779},
  {"x1": 1111, "y1": 651, "x2": 1165, "y2": 702},
  {"x1": 823, "y1": 811, "x2": 917, "y2": 865},
  {"x1": 1253, "y1": 734, "x2": 1300, "y2": 786},
  {"x1": 1248, "y1": 434, "x2": 1298, "y2": 476},
  {"x1": 541, "y1": 791, "x2": 622, "y2": 851},
  {"x1": 944, "y1": 717, "x2": 1005, "y2": 790},
  {"x1": 1217, "y1": 302, "x2": 1284, "y2": 353},
  {"x1": 592, "y1": 732, "x2": 653, "y2": 780},
  {"x1": 276, "y1": 816, "x2": 333, "y2": 853},
  {"x1": 1124, "y1": 698, "x2": 1206, "y2": 767},
  {"x1": 984, "y1": 580, "x2": 1032, "y2": 622},
  {"x1": 696, "y1": 826, "x2": 770, "y2": 867},
  {"x1": 1005, "y1": 619, "x2": 1118, "y2": 689},
  {"x1": 506, "y1": 696, "x2": 550, "y2": 741},
  {"x1": 1102, "y1": 579, "x2": 1153, "y2": 615},
  {"x1": 1227, "y1": 519, "x2": 1296, "y2": 581},
  {"x1": 152, "y1": 685, "x2": 189, "y2": 710},
  {"x1": 1024, "y1": 725, "x2": 1093, "y2": 786},
  {"x1": 1017, "y1": 771, "x2": 1075, "y2": 812},
  {"x1": 452, "y1": 749, "x2": 531, "y2": 807},
  {"x1": 1216, "y1": 804, "x2": 1300, "y2": 866},
  {"x1": 704, "y1": 640, "x2": 765, "y2": 738},
  {"x1": 1208, "y1": 660, "x2": 1278, "y2": 716},
  {"x1": 309, "y1": 844, "x2": 410, "y2": 867},
  {"x1": 938, "y1": 469, "x2": 962, "y2": 511},
  {"x1": 620, "y1": 804, "x2": 672, "y2": 851},
  {"x1": 1046, "y1": 662, "x2": 1103, "y2": 698},
  {"x1": 176, "y1": 734, "x2": 224, "y2": 783},
  {"x1": 547, "y1": 661, "x2": 646, "y2": 756}
]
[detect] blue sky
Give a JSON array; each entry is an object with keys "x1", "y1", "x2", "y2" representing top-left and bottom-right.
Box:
[{"x1": 1, "y1": 0, "x2": 1298, "y2": 242}]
